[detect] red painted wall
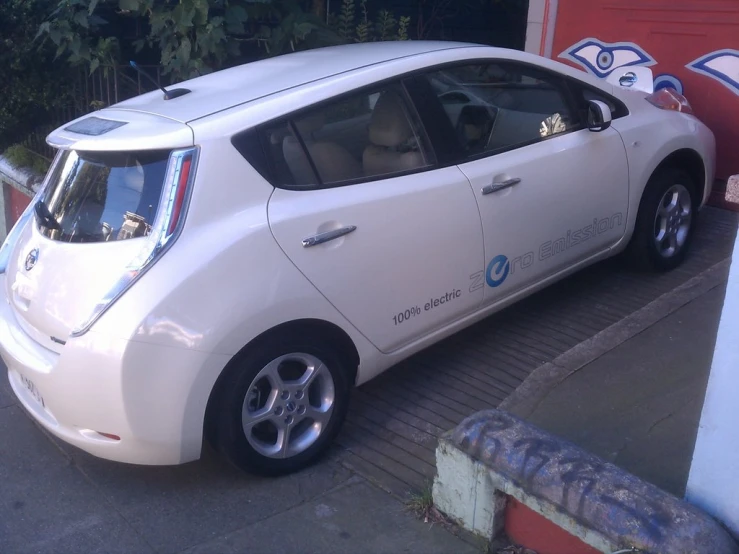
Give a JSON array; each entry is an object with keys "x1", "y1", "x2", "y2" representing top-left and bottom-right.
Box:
[
  {"x1": 505, "y1": 497, "x2": 602, "y2": 554},
  {"x1": 550, "y1": 0, "x2": 739, "y2": 180},
  {"x1": 3, "y1": 182, "x2": 32, "y2": 234}
]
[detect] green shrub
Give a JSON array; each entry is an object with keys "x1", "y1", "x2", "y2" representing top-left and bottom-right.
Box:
[{"x1": 3, "y1": 145, "x2": 51, "y2": 176}]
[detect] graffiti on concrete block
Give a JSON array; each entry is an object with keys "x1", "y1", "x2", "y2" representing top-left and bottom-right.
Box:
[
  {"x1": 449, "y1": 410, "x2": 739, "y2": 553},
  {"x1": 512, "y1": 438, "x2": 563, "y2": 486}
]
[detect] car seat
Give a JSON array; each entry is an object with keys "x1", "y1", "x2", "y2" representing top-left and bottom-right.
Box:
[
  {"x1": 362, "y1": 91, "x2": 425, "y2": 177},
  {"x1": 283, "y1": 113, "x2": 362, "y2": 186}
]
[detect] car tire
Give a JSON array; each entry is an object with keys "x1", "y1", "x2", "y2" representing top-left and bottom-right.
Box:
[
  {"x1": 207, "y1": 328, "x2": 351, "y2": 476},
  {"x1": 627, "y1": 167, "x2": 697, "y2": 272}
]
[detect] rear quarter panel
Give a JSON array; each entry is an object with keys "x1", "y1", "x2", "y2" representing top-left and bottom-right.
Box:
[{"x1": 85, "y1": 136, "x2": 381, "y2": 447}]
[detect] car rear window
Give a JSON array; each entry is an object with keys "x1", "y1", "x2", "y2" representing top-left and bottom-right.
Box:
[{"x1": 37, "y1": 149, "x2": 171, "y2": 243}]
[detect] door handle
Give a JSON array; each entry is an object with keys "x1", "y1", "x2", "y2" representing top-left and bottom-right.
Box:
[
  {"x1": 481, "y1": 178, "x2": 521, "y2": 195},
  {"x1": 302, "y1": 225, "x2": 357, "y2": 248}
]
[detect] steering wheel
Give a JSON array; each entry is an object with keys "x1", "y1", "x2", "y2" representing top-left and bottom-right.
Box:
[
  {"x1": 438, "y1": 90, "x2": 472, "y2": 105},
  {"x1": 455, "y1": 104, "x2": 498, "y2": 154}
]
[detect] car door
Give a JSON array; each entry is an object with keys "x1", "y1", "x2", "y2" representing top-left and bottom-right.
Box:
[
  {"x1": 411, "y1": 62, "x2": 630, "y2": 304},
  {"x1": 265, "y1": 82, "x2": 485, "y2": 353}
]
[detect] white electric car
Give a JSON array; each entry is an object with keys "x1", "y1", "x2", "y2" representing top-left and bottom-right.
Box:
[{"x1": 0, "y1": 41, "x2": 715, "y2": 475}]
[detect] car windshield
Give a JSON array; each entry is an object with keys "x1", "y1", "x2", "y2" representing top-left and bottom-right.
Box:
[{"x1": 37, "y1": 149, "x2": 171, "y2": 243}]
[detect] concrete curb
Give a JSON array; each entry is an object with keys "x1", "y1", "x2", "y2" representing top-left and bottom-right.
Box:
[
  {"x1": 434, "y1": 409, "x2": 739, "y2": 554},
  {"x1": 500, "y1": 258, "x2": 732, "y2": 419}
]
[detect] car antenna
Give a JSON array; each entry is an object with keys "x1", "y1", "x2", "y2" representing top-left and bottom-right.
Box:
[{"x1": 129, "y1": 61, "x2": 190, "y2": 100}]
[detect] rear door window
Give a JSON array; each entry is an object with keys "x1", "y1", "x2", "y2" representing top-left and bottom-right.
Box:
[
  {"x1": 237, "y1": 84, "x2": 434, "y2": 190},
  {"x1": 37, "y1": 149, "x2": 171, "y2": 243}
]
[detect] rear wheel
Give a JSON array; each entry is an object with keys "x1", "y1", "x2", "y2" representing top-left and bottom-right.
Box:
[
  {"x1": 628, "y1": 168, "x2": 697, "y2": 271},
  {"x1": 208, "y1": 329, "x2": 351, "y2": 476}
]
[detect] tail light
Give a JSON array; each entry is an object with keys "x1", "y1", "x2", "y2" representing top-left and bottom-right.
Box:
[
  {"x1": 70, "y1": 147, "x2": 198, "y2": 337},
  {"x1": 0, "y1": 189, "x2": 44, "y2": 274},
  {"x1": 646, "y1": 88, "x2": 694, "y2": 115}
]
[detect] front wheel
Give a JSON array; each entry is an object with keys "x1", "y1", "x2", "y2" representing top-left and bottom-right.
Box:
[
  {"x1": 207, "y1": 330, "x2": 351, "y2": 476},
  {"x1": 628, "y1": 168, "x2": 697, "y2": 271}
]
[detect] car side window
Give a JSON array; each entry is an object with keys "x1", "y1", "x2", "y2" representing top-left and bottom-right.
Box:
[
  {"x1": 256, "y1": 84, "x2": 433, "y2": 189},
  {"x1": 423, "y1": 63, "x2": 578, "y2": 159}
]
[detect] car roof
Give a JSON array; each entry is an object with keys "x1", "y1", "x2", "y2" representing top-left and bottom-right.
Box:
[{"x1": 112, "y1": 41, "x2": 483, "y2": 124}]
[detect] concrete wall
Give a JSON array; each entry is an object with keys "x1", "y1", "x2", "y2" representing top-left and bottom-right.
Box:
[
  {"x1": 686, "y1": 223, "x2": 739, "y2": 537},
  {"x1": 524, "y1": 0, "x2": 558, "y2": 57}
]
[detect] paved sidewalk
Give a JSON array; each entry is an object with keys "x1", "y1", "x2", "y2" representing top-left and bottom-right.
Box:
[
  {"x1": 507, "y1": 276, "x2": 728, "y2": 498},
  {"x1": 0, "y1": 395, "x2": 479, "y2": 554}
]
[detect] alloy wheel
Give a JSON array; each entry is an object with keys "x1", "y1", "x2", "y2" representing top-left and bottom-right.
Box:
[
  {"x1": 653, "y1": 184, "x2": 692, "y2": 258},
  {"x1": 241, "y1": 353, "x2": 335, "y2": 459}
]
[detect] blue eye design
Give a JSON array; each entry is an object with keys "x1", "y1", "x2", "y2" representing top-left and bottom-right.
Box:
[
  {"x1": 560, "y1": 38, "x2": 656, "y2": 79},
  {"x1": 653, "y1": 74, "x2": 685, "y2": 95},
  {"x1": 687, "y1": 50, "x2": 739, "y2": 95}
]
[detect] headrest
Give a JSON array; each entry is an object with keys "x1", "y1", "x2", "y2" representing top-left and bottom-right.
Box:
[
  {"x1": 293, "y1": 112, "x2": 326, "y2": 139},
  {"x1": 368, "y1": 91, "x2": 414, "y2": 148}
]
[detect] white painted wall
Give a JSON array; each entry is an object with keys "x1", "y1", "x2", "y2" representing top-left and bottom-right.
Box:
[
  {"x1": 524, "y1": 0, "x2": 558, "y2": 58},
  {"x1": 686, "y1": 206, "x2": 739, "y2": 538}
]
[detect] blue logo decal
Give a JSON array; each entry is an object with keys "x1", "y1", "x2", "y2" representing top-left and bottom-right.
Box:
[
  {"x1": 687, "y1": 50, "x2": 739, "y2": 96},
  {"x1": 654, "y1": 74, "x2": 685, "y2": 95},
  {"x1": 486, "y1": 255, "x2": 510, "y2": 288},
  {"x1": 560, "y1": 38, "x2": 656, "y2": 79}
]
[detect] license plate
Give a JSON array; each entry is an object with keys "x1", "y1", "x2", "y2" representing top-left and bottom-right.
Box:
[{"x1": 19, "y1": 374, "x2": 45, "y2": 408}]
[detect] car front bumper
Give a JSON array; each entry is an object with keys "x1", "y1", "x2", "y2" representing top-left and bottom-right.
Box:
[{"x1": 0, "y1": 278, "x2": 223, "y2": 466}]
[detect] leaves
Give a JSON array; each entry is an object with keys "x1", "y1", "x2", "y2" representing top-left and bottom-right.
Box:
[
  {"x1": 375, "y1": 9, "x2": 396, "y2": 41},
  {"x1": 31, "y1": 0, "x2": 414, "y2": 89},
  {"x1": 225, "y1": 4, "x2": 248, "y2": 33},
  {"x1": 73, "y1": 10, "x2": 89, "y2": 28},
  {"x1": 118, "y1": 0, "x2": 139, "y2": 12},
  {"x1": 397, "y1": 16, "x2": 410, "y2": 40}
]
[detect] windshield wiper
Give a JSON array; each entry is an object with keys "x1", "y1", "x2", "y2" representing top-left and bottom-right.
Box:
[{"x1": 34, "y1": 201, "x2": 62, "y2": 231}]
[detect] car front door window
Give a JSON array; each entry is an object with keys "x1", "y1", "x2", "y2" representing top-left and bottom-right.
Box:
[
  {"x1": 426, "y1": 63, "x2": 579, "y2": 158},
  {"x1": 410, "y1": 61, "x2": 628, "y2": 304}
]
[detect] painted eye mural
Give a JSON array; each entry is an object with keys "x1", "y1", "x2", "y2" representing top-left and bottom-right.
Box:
[
  {"x1": 559, "y1": 38, "x2": 656, "y2": 79},
  {"x1": 653, "y1": 74, "x2": 685, "y2": 95},
  {"x1": 687, "y1": 50, "x2": 739, "y2": 96}
]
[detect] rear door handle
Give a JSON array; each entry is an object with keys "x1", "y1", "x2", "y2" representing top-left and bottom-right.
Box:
[
  {"x1": 482, "y1": 178, "x2": 521, "y2": 195},
  {"x1": 302, "y1": 225, "x2": 357, "y2": 248}
]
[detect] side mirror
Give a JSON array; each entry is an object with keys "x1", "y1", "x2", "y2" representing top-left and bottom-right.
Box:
[{"x1": 587, "y1": 100, "x2": 613, "y2": 132}]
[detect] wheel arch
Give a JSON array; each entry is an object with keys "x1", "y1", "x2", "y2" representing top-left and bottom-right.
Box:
[
  {"x1": 649, "y1": 148, "x2": 706, "y2": 207},
  {"x1": 203, "y1": 318, "x2": 360, "y2": 440}
]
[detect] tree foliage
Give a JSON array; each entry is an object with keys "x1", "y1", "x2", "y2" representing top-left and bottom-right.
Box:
[
  {"x1": 35, "y1": 0, "x2": 527, "y2": 81},
  {"x1": 1, "y1": 0, "x2": 527, "y2": 156},
  {"x1": 0, "y1": 0, "x2": 78, "y2": 151},
  {"x1": 332, "y1": 0, "x2": 410, "y2": 44},
  {"x1": 36, "y1": 0, "x2": 354, "y2": 80}
]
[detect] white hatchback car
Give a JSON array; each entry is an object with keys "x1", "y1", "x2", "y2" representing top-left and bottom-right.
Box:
[{"x1": 0, "y1": 41, "x2": 715, "y2": 475}]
